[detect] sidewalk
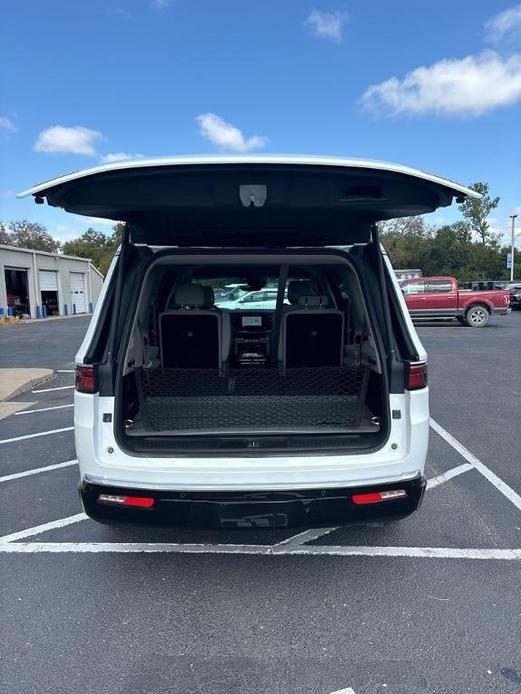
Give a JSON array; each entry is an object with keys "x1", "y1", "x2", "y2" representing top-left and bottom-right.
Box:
[
  {"x1": 0, "y1": 368, "x2": 53, "y2": 420},
  {"x1": 18, "y1": 314, "x2": 91, "y2": 325},
  {"x1": 0, "y1": 368, "x2": 53, "y2": 401}
]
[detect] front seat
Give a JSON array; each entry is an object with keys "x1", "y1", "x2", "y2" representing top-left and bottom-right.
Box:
[{"x1": 160, "y1": 284, "x2": 226, "y2": 369}]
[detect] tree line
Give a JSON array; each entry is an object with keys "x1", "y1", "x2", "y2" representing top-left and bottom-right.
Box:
[
  {"x1": 1, "y1": 181, "x2": 518, "y2": 281},
  {"x1": 381, "y1": 181, "x2": 518, "y2": 281}
]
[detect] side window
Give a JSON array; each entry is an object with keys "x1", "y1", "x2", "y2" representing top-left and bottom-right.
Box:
[
  {"x1": 402, "y1": 281, "x2": 426, "y2": 295},
  {"x1": 427, "y1": 280, "x2": 453, "y2": 293}
]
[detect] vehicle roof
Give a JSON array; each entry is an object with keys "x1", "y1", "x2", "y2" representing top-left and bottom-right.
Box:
[{"x1": 17, "y1": 155, "x2": 481, "y2": 200}]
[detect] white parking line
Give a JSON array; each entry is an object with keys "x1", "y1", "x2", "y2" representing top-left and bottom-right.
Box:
[
  {"x1": 0, "y1": 459, "x2": 77, "y2": 484},
  {"x1": 0, "y1": 512, "x2": 87, "y2": 543},
  {"x1": 57, "y1": 370, "x2": 74, "y2": 373},
  {"x1": 426, "y1": 463, "x2": 474, "y2": 490},
  {"x1": 329, "y1": 689, "x2": 357, "y2": 694},
  {"x1": 14, "y1": 404, "x2": 74, "y2": 415},
  {"x1": 430, "y1": 418, "x2": 521, "y2": 512},
  {"x1": 269, "y1": 526, "x2": 338, "y2": 551},
  {"x1": 1, "y1": 542, "x2": 520, "y2": 559},
  {"x1": 31, "y1": 385, "x2": 74, "y2": 393},
  {"x1": 0, "y1": 427, "x2": 73, "y2": 444}
]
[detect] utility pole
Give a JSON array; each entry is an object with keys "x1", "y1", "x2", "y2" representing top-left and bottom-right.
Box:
[{"x1": 510, "y1": 214, "x2": 518, "y2": 283}]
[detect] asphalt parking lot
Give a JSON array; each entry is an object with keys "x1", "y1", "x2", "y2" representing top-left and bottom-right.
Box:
[{"x1": 1, "y1": 312, "x2": 520, "y2": 694}]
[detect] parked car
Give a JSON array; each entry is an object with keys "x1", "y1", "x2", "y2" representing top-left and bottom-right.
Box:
[
  {"x1": 401, "y1": 276, "x2": 511, "y2": 326},
  {"x1": 505, "y1": 284, "x2": 521, "y2": 310},
  {"x1": 217, "y1": 289, "x2": 284, "y2": 310},
  {"x1": 18, "y1": 156, "x2": 481, "y2": 528}
]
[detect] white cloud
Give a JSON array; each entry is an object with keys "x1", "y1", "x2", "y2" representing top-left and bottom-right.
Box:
[
  {"x1": 100, "y1": 152, "x2": 143, "y2": 163},
  {"x1": 196, "y1": 113, "x2": 268, "y2": 152},
  {"x1": 304, "y1": 9, "x2": 349, "y2": 42},
  {"x1": 0, "y1": 116, "x2": 16, "y2": 132},
  {"x1": 360, "y1": 51, "x2": 521, "y2": 117},
  {"x1": 34, "y1": 125, "x2": 104, "y2": 155},
  {"x1": 485, "y1": 4, "x2": 521, "y2": 43},
  {"x1": 151, "y1": 0, "x2": 170, "y2": 9}
]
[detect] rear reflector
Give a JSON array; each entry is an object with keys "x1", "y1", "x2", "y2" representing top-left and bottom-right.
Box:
[
  {"x1": 352, "y1": 489, "x2": 407, "y2": 505},
  {"x1": 75, "y1": 365, "x2": 97, "y2": 394},
  {"x1": 406, "y1": 361, "x2": 428, "y2": 390},
  {"x1": 98, "y1": 494, "x2": 155, "y2": 509}
]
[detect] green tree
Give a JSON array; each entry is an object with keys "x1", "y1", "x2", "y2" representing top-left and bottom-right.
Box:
[
  {"x1": 62, "y1": 223, "x2": 126, "y2": 274},
  {"x1": 63, "y1": 227, "x2": 112, "y2": 269},
  {"x1": 379, "y1": 216, "x2": 433, "y2": 269},
  {"x1": 98, "y1": 222, "x2": 125, "y2": 275},
  {"x1": 8, "y1": 219, "x2": 60, "y2": 252},
  {"x1": 458, "y1": 181, "x2": 500, "y2": 246},
  {"x1": 423, "y1": 222, "x2": 472, "y2": 277}
]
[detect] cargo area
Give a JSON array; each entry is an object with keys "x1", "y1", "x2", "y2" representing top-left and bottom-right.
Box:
[
  {"x1": 129, "y1": 366, "x2": 377, "y2": 436},
  {"x1": 117, "y1": 251, "x2": 389, "y2": 453}
]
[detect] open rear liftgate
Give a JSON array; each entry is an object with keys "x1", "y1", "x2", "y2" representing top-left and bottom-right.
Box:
[{"x1": 112, "y1": 222, "x2": 393, "y2": 442}]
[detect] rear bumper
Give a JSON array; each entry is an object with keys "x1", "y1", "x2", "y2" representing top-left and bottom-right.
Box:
[{"x1": 79, "y1": 475, "x2": 426, "y2": 529}]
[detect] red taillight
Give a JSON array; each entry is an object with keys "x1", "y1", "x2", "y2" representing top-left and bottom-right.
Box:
[
  {"x1": 98, "y1": 494, "x2": 155, "y2": 509},
  {"x1": 352, "y1": 489, "x2": 407, "y2": 505},
  {"x1": 406, "y1": 361, "x2": 428, "y2": 390},
  {"x1": 75, "y1": 365, "x2": 97, "y2": 394}
]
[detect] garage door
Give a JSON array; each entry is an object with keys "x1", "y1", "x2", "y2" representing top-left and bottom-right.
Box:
[
  {"x1": 70, "y1": 272, "x2": 86, "y2": 313},
  {"x1": 39, "y1": 270, "x2": 58, "y2": 291}
]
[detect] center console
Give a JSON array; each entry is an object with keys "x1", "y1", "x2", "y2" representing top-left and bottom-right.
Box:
[{"x1": 230, "y1": 313, "x2": 273, "y2": 367}]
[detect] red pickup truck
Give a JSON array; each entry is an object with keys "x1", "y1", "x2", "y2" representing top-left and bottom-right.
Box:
[{"x1": 401, "y1": 276, "x2": 511, "y2": 327}]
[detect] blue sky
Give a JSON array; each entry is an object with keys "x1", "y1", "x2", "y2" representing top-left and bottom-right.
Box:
[{"x1": 1, "y1": 0, "x2": 520, "y2": 244}]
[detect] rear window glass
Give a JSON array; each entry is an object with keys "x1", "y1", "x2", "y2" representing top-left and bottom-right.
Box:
[
  {"x1": 402, "y1": 281, "x2": 426, "y2": 295},
  {"x1": 199, "y1": 277, "x2": 282, "y2": 310},
  {"x1": 427, "y1": 280, "x2": 452, "y2": 292}
]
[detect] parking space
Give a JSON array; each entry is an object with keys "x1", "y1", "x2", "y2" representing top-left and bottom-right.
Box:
[{"x1": 1, "y1": 313, "x2": 520, "y2": 693}]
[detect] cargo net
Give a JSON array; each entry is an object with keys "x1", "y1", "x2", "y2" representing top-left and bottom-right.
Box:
[{"x1": 135, "y1": 367, "x2": 378, "y2": 435}]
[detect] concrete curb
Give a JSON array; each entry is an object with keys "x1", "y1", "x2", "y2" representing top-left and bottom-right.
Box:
[
  {"x1": 19, "y1": 314, "x2": 91, "y2": 325},
  {"x1": 0, "y1": 369, "x2": 54, "y2": 402}
]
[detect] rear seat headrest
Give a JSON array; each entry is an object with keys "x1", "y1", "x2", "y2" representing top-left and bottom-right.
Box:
[
  {"x1": 296, "y1": 295, "x2": 329, "y2": 308},
  {"x1": 288, "y1": 280, "x2": 315, "y2": 304},
  {"x1": 174, "y1": 283, "x2": 207, "y2": 308}
]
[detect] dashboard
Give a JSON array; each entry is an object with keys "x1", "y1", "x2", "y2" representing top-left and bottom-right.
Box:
[{"x1": 228, "y1": 311, "x2": 273, "y2": 366}]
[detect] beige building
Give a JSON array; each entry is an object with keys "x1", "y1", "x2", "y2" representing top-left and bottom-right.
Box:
[{"x1": 0, "y1": 245, "x2": 104, "y2": 319}]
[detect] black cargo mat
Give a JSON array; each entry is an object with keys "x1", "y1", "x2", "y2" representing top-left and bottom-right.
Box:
[{"x1": 127, "y1": 366, "x2": 379, "y2": 436}]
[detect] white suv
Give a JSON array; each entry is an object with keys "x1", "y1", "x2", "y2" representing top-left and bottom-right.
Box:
[{"x1": 19, "y1": 156, "x2": 478, "y2": 528}]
